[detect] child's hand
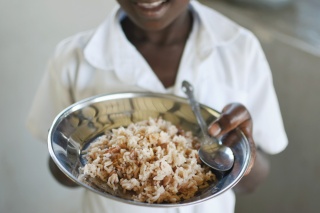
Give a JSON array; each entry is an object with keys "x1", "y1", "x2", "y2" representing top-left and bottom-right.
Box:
[{"x1": 208, "y1": 103, "x2": 256, "y2": 175}]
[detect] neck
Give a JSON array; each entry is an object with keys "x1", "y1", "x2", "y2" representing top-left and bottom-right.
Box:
[{"x1": 121, "y1": 10, "x2": 193, "y2": 46}]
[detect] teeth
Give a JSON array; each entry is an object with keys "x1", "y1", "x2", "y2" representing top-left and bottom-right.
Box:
[{"x1": 137, "y1": 1, "x2": 166, "y2": 9}]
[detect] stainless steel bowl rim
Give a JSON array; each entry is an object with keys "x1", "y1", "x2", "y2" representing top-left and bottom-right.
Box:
[{"x1": 48, "y1": 91, "x2": 251, "y2": 208}]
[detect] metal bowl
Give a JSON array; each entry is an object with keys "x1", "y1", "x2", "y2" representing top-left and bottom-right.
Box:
[{"x1": 48, "y1": 92, "x2": 250, "y2": 207}]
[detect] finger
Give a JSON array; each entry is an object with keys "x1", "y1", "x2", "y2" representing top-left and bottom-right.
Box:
[
  {"x1": 208, "y1": 103, "x2": 251, "y2": 137},
  {"x1": 237, "y1": 120, "x2": 256, "y2": 175},
  {"x1": 208, "y1": 103, "x2": 256, "y2": 175},
  {"x1": 219, "y1": 129, "x2": 239, "y2": 147},
  {"x1": 244, "y1": 136, "x2": 256, "y2": 176}
]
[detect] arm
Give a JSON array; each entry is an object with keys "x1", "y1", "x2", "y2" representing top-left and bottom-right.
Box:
[
  {"x1": 233, "y1": 149, "x2": 270, "y2": 194},
  {"x1": 208, "y1": 103, "x2": 269, "y2": 193}
]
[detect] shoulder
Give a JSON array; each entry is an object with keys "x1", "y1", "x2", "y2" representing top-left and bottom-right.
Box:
[
  {"x1": 192, "y1": 1, "x2": 261, "y2": 53},
  {"x1": 45, "y1": 29, "x2": 97, "y2": 80},
  {"x1": 51, "y1": 30, "x2": 95, "y2": 65}
]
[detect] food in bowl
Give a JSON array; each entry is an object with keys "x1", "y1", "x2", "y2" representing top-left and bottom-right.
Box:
[{"x1": 79, "y1": 117, "x2": 216, "y2": 203}]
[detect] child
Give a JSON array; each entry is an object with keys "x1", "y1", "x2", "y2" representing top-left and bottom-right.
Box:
[{"x1": 27, "y1": 1, "x2": 288, "y2": 213}]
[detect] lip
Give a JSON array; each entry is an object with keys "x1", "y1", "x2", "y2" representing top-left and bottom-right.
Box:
[{"x1": 133, "y1": 0, "x2": 170, "y2": 19}]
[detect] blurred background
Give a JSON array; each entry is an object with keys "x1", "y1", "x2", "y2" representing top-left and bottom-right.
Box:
[{"x1": 0, "y1": 0, "x2": 319, "y2": 212}]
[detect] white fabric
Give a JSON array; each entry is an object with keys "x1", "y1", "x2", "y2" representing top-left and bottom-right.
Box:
[
  {"x1": 27, "y1": 1, "x2": 288, "y2": 213},
  {"x1": 80, "y1": 189, "x2": 235, "y2": 213}
]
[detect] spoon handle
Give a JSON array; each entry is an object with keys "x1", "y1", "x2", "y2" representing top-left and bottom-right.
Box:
[{"x1": 182, "y1": 81, "x2": 213, "y2": 142}]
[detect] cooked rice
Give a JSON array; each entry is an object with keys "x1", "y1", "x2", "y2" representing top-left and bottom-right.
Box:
[{"x1": 80, "y1": 117, "x2": 215, "y2": 203}]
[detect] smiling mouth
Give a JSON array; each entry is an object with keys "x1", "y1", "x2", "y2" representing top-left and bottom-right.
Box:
[{"x1": 136, "y1": 0, "x2": 169, "y2": 9}]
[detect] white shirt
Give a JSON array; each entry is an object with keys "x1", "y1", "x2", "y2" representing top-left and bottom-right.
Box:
[{"x1": 27, "y1": 1, "x2": 288, "y2": 213}]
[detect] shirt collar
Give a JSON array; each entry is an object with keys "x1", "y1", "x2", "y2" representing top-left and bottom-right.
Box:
[
  {"x1": 83, "y1": 1, "x2": 242, "y2": 87},
  {"x1": 83, "y1": 5, "x2": 122, "y2": 71},
  {"x1": 190, "y1": 1, "x2": 242, "y2": 55}
]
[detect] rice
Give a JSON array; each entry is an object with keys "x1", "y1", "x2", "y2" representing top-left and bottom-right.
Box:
[{"x1": 80, "y1": 117, "x2": 216, "y2": 203}]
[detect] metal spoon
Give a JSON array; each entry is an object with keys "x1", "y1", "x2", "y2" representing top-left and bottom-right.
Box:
[{"x1": 181, "y1": 80, "x2": 234, "y2": 171}]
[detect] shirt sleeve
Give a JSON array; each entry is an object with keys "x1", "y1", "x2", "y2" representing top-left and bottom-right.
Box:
[
  {"x1": 245, "y1": 33, "x2": 288, "y2": 155},
  {"x1": 26, "y1": 56, "x2": 74, "y2": 143}
]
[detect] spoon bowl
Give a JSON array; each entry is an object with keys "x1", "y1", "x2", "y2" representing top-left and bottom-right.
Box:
[{"x1": 181, "y1": 80, "x2": 235, "y2": 171}]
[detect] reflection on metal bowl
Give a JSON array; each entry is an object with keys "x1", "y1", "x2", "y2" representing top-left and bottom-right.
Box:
[{"x1": 48, "y1": 92, "x2": 250, "y2": 207}]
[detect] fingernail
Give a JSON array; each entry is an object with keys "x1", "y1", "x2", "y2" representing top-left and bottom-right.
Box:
[{"x1": 209, "y1": 123, "x2": 221, "y2": 137}]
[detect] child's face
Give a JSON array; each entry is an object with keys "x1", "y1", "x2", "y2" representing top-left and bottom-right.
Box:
[{"x1": 117, "y1": 0, "x2": 190, "y2": 31}]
